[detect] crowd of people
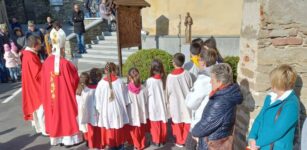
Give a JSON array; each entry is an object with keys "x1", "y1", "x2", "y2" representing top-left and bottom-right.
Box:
[
  {"x1": 0, "y1": 17, "x2": 52, "y2": 83},
  {"x1": 0, "y1": 1, "x2": 306, "y2": 150},
  {"x1": 17, "y1": 26, "x2": 306, "y2": 150},
  {"x1": 84, "y1": 0, "x2": 116, "y2": 19}
]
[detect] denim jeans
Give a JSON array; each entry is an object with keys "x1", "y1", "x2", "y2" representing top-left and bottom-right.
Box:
[
  {"x1": 76, "y1": 33, "x2": 86, "y2": 53},
  {"x1": 85, "y1": 10, "x2": 91, "y2": 18},
  {"x1": 8, "y1": 67, "x2": 18, "y2": 81}
]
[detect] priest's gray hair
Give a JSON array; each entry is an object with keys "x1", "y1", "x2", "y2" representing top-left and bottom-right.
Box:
[{"x1": 211, "y1": 63, "x2": 233, "y2": 85}]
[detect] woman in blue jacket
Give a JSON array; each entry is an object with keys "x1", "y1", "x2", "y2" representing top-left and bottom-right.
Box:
[
  {"x1": 248, "y1": 64, "x2": 299, "y2": 150},
  {"x1": 191, "y1": 63, "x2": 243, "y2": 150}
]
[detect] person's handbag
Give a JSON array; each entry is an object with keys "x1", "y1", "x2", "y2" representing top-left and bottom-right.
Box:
[
  {"x1": 205, "y1": 136, "x2": 234, "y2": 150},
  {"x1": 270, "y1": 102, "x2": 287, "y2": 150}
]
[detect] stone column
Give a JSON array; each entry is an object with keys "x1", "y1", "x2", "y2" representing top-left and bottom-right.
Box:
[{"x1": 235, "y1": 0, "x2": 307, "y2": 149}]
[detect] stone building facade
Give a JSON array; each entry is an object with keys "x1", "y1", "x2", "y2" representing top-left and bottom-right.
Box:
[
  {"x1": 235, "y1": 0, "x2": 307, "y2": 149},
  {"x1": 0, "y1": 0, "x2": 8, "y2": 24},
  {"x1": 5, "y1": 0, "x2": 50, "y2": 23},
  {"x1": 4, "y1": 0, "x2": 84, "y2": 24}
]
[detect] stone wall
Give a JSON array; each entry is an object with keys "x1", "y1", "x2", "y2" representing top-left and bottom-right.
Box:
[
  {"x1": 235, "y1": 0, "x2": 307, "y2": 149},
  {"x1": 5, "y1": 0, "x2": 50, "y2": 24},
  {"x1": 0, "y1": 0, "x2": 8, "y2": 24},
  {"x1": 142, "y1": 35, "x2": 240, "y2": 63},
  {"x1": 142, "y1": 0, "x2": 243, "y2": 36},
  {"x1": 50, "y1": 0, "x2": 84, "y2": 24},
  {"x1": 4, "y1": 0, "x2": 86, "y2": 24}
]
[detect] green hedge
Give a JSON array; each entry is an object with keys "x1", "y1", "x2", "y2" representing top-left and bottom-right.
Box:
[
  {"x1": 224, "y1": 56, "x2": 240, "y2": 83},
  {"x1": 123, "y1": 49, "x2": 174, "y2": 82}
]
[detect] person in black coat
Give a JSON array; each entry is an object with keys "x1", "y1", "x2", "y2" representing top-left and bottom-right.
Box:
[
  {"x1": 45, "y1": 16, "x2": 54, "y2": 32},
  {"x1": 191, "y1": 63, "x2": 243, "y2": 150},
  {"x1": 73, "y1": 4, "x2": 87, "y2": 54}
]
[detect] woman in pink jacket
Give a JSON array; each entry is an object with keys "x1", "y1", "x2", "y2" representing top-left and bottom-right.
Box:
[{"x1": 3, "y1": 44, "x2": 18, "y2": 82}]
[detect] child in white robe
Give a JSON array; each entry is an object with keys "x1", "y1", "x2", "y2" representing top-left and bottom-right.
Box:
[
  {"x1": 185, "y1": 49, "x2": 218, "y2": 149},
  {"x1": 126, "y1": 67, "x2": 149, "y2": 150},
  {"x1": 85, "y1": 68, "x2": 103, "y2": 149},
  {"x1": 146, "y1": 59, "x2": 168, "y2": 147},
  {"x1": 95, "y1": 62, "x2": 130, "y2": 149},
  {"x1": 166, "y1": 53, "x2": 193, "y2": 147},
  {"x1": 76, "y1": 72, "x2": 90, "y2": 133}
]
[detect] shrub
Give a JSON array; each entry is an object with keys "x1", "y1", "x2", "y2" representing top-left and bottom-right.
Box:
[
  {"x1": 224, "y1": 56, "x2": 240, "y2": 83},
  {"x1": 123, "y1": 49, "x2": 174, "y2": 82}
]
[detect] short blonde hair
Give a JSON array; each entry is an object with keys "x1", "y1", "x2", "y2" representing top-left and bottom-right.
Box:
[{"x1": 270, "y1": 64, "x2": 297, "y2": 91}]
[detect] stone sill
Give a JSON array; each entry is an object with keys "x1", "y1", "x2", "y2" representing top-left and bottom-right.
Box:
[{"x1": 66, "y1": 19, "x2": 103, "y2": 40}]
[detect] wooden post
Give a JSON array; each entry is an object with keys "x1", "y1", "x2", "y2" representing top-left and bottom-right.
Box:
[{"x1": 114, "y1": 0, "x2": 150, "y2": 76}]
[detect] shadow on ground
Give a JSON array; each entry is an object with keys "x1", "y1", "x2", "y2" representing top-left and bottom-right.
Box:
[{"x1": 0, "y1": 134, "x2": 40, "y2": 150}]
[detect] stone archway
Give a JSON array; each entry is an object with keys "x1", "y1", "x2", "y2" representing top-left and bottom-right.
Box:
[{"x1": 235, "y1": 0, "x2": 307, "y2": 149}]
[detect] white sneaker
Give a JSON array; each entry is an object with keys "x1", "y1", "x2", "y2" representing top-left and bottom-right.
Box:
[{"x1": 175, "y1": 143, "x2": 184, "y2": 148}]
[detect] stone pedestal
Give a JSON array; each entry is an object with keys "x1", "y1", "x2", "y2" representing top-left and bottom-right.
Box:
[{"x1": 235, "y1": 0, "x2": 307, "y2": 149}]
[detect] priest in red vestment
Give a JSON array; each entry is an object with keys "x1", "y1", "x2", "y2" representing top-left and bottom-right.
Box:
[
  {"x1": 41, "y1": 25, "x2": 83, "y2": 146},
  {"x1": 21, "y1": 35, "x2": 46, "y2": 135}
]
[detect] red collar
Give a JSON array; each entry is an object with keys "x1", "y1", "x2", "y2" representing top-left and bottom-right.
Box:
[
  {"x1": 171, "y1": 68, "x2": 184, "y2": 75},
  {"x1": 88, "y1": 85, "x2": 97, "y2": 89},
  {"x1": 103, "y1": 74, "x2": 118, "y2": 82},
  {"x1": 153, "y1": 74, "x2": 162, "y2": 79},
  {"x1": 209, "y1": 84, "x2": 229, "y2": 98}
]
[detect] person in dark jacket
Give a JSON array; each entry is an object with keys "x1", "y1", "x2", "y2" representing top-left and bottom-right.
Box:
[
  {"x1": 10, "y1": 18, "x2": 22, "y2": 32},
  {"x1": 12, "y1": 27, "x2": 26, "y2": 50},
  {"x1": 191, "y1": 63, "x2": 243, "y2": 150},
  {"x1": 0, "y1": 23, "x2": 11, "y2": 83},
  {"x1": 45, "y1": 16, "x2": 54, "y2": 32},
  {"x1": 84, "y1": 0, "x2": 92, "y2": 18},
  {"x1": 204, "y1": 37, "x2": 224, "y2": 63},
  {"x1": 25, "y1": 20, "x2": 46, "y2": 60},
  {"x1": 73, "y1": 4, "x2": 87, "y2": 54}
]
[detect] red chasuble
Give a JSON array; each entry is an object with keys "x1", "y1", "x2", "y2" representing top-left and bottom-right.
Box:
[
  {"x1": 21, "y1": 50, "x2": 42, "y2": 120},
  {"x1": 41, "y1": 55, "x2": 80, "y2": 137}
]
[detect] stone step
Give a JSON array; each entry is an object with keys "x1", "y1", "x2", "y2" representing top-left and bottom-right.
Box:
[
  {"x1": 81, "y1": 53, "x2": 129, "y2": 60},
  {"x1": 86, "y1": 49, "x2": 136, "y2": 55},
  {"x1": 97, "y1": 40, "x2": 118, "y2": 44},
  {"x1": 94, "y1": 41, "x2": 118, "y2": 46},
  {"x1": 104, "y1": 36, "x2": 117, "y2": 40},
  {"x1": 90, "y1": 44, "x2": 139, "y2": 50},
  {"x1": 78, "y1": 58, "x2": 122, "y2": 64},
  {"x1": 96, "y1": 35, "x2": 104, "y2": 40},
  {"x1": 102, "y1": 31, "x2": 117, "y2": 36},
  {"x1": 90, "y1": 44, "x2": 118, "y2": 49}
]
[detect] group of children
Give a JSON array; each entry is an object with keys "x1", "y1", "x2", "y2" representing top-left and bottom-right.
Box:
[
  {"x1": 76, "y1": 37, "x2": 222, "y2": 150},
  {"x1": 3, "y1": 42, "x2": 21, "y2": 82}
]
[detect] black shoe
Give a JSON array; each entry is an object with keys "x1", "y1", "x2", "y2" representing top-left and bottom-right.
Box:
[{"x1": 152, "y1": 142, "x2": 160, "y2": 147}]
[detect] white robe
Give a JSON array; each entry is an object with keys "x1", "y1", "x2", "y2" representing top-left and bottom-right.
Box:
[
  {"x1": 76, "y1": 86, "x2": 98, "y2": 132},
  {"x1": 166, "y1": 71, "x2": 193, "y2": 124},
  {"x1": 183, "y1": 61, "x2": 200, "y2": 82},
  {"x1": 127, "y1": 86, "x2": 148, "y2": 127},
  {"x1": 95, "y1": 79, "x2": 130, "y2": 129},
  {"x1": 185, "y1": 74, "x2": 211, "y2": 130},
  {"x1": 146, "y1": 77, "x2": 168, "y2": 123},
  {"x1": 31, "y1": 105, "x2": 47, "y2": 135}
]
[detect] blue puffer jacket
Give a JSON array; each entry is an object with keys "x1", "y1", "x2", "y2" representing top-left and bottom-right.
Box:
[{"x1": 192, "y1": 83, "x2": 243, "y2": 150}]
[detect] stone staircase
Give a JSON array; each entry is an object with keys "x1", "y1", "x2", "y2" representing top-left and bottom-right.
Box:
[{"x1": 77, "y1": 32, "x2": 138, "y2": 72}]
